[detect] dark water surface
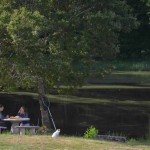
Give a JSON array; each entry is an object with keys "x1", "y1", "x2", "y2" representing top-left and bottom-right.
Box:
[
  {"x1": 0, "y1": 93, "x2": 150, "y2": 138},
  {"x1": 51, "y1": 101, "x2": 149, "y2": 138}
]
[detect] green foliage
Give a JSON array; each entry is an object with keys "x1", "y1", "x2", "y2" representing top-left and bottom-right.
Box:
[
  {"x1": 84, "y1": 126, "x2": 98, "y2": 138},
  {"x1": 119, "y1": 0, "x2": 150, "y2": 60},
  {"x1": 1, "y1": 130, "x2": 11, "y2": 135},
  {"x1": 25, "y1": 129, "x2": 30, "y2": 135},
  {"x1": 128, "y1": 137, "x2": 150, "y2": 143},
  {"x1": 128, "y1": 138, "x2": 137, "y2": 143},
  {"x1": 0, "y1": 0, "x2": 138, "y2": 92}
]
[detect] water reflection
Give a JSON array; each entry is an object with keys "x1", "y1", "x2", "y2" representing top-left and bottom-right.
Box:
[
  {"x1": 0, "y1": 93, "x2": 149, "y2": 138},
  {"x1": 51, "y1": 102, "x2": 149, "y2": 138}
]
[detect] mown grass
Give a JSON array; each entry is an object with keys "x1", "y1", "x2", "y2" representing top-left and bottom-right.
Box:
[
  {"x1": 2, "y1": 91, "x2": 150, "y2": 106},
  {"x1": 112, "y1": 61, "x2": 150, "y2": 71},
  {"x1": 1, "y1": 88, "x2": 150, "y2": 110},
  {"x1": 113, "y1": 71, "x2": 150, "y2": 75},
  {"x1": 0, "y1": 71, "x2": 149, "y2": 93},
  {"x1": 87, "y1": 70, "x2": 150, "y2": 86},
  {"x1": 0, "y1": 135, "x2": 150, "y2": 150},
  {"x1": 1, "y1": 70, "x2": 150, "y2": 105},
  {"x1": 81, "y1": 85, "x2": 150, "y2": 89}
]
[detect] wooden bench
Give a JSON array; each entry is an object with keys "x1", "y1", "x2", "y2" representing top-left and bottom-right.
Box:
[
  {"x1": 15, "y1": 126, "x2": 40, "y2": 135},
  {"x1": 0, "y1": 126, "x2": 7, "y2": 134}
]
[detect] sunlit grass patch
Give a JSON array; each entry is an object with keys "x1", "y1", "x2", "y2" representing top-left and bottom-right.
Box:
[{"x1": 0, "y1": 135, "x2": 150, "y2": 150}]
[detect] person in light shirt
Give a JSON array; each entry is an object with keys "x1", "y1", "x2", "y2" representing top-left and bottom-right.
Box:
[{"x1": 17, "y1": 106, "x2": 30, "y2": 126}]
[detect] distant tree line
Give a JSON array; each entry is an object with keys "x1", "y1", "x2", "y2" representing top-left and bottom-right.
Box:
[{"x1": 119, "y1": 0, "x2": 150, "y2": 61}]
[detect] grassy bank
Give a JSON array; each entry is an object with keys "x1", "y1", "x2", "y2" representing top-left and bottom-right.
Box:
[
  {"x1": 0, "y1": 135, "x2": 150, "y2": 150},
  {"x1": 87, "y1": 71, "x2": 150, "y2": 86},
  {"x1": 113, "y1": 61, "x2": 150, "y2": 71},
  {"x1": 2, "y1": 91, "x2": 150, "y2": 105}
]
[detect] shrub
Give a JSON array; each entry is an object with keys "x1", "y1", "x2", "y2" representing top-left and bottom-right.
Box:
[{"x1": 84, "y1": 126, "x2": 98, "y2": 138}]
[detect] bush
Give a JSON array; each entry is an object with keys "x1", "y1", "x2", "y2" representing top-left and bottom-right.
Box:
[{"x1": 84, "y1": 126, "x2": 98, "y2": 138}]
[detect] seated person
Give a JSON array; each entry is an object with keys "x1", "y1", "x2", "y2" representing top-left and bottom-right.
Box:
[
  {"x1": 17, "y1": 106, "x2": 30, "y2": 126},
  {"x1": 0, "y1": 104, "x2": 9, "y2": 132}
]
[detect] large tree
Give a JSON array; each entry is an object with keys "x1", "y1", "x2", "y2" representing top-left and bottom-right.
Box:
[{"x1": 0, "y1": 0, "x2": 137, "y2": 128}]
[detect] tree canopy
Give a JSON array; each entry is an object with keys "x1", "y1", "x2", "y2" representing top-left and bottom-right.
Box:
[
  {"x1": 0, "y1": 0, "x2": 137, "y2": 91},
  {"x1": 119, "y1": 0, "x2": 150, "y2": 60}
]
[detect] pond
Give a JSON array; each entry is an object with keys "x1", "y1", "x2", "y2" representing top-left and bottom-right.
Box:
[
  {"x1": 0, "y1": 91, "x2": 150, "y2": 138},
  {"x1": 51, "y1": 100, "x2": 149, "y2": 138}
]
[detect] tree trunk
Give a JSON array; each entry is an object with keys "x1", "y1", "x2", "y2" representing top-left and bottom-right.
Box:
[{"x1": 38, "y1": 78, "x2": 51, "y2": 129}]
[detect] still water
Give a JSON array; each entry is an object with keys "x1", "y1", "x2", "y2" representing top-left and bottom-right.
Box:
[
  {"x1": 51, "y1": 101, "x2": 149, "y2": 138},
  {"x1": 0, "y1": 93, "x2": 150, "y2": 138}
]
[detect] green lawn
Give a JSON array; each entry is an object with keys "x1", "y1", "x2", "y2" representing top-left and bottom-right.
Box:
[
  {"x1": 113, "y1": 71, "x2": 150, "y2": 75},
  {"x1": 0, "y1": 135, "x2": 150, "y2": 150},
  {"x1": 1, "y1": 88, "x2": 150, "y2": 106},
  {"x1": 81, "y1": 85, "x2": 150, "y2": 89},
  {"x1": 2, "y1": 91, "x2": 150, "y2": 106},
  {"x1": 1, "y1": 70, "x2": 150, "y2": 110},
  {"x1": 87, "y1": 71, "x2": 150, "y2": 86}
]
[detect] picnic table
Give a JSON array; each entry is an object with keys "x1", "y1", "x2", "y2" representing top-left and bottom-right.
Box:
[
  {"x1": 3, "y1": 118, "x2": 30, "y2": 134},
  {"x1": 15, "y1": 126, "x2": 40, "y2": 135}
]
